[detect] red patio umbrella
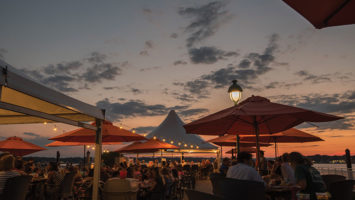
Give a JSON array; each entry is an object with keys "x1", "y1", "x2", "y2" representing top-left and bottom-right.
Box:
[
  {"x1": 240, "y1": 128, "x2": 324, "y2": 158},
  {"x1": 226, "y1": 147, "x2": 257, "y2": 154},
  {"x1": 0, "y1": 136, "x2": 46, "y2": 156},
  {"x1": 46, "y1": 141, "x2": 122, "y2": 147},
  {"x1": 49, "y1": 120, "x2": 146, "y2": 143},
  {"x1": 115, "y1": 139, "x2": 179, "y2": 158},
  {"x1": 184, "y1": 95, "x2": 342, "y2": 169},
  {"x1": 207, "y1": 134, "x2": 271, "y2": 147},
  {"x1": 283, "y1": 0, "x2": 355, "y2": 29}
]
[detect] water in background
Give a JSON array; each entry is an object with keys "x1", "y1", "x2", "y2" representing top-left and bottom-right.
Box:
[{"x1": 314, "y1": 163, "x2": 354, "y2": 179}]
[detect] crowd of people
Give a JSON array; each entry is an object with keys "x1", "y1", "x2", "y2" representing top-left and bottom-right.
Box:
[
  {"x1": 219, "y1": 151, "x2": 327, "y2": 200},
  {"x1": 0, "y1": 151, "x2": 215, "y2": 200}
]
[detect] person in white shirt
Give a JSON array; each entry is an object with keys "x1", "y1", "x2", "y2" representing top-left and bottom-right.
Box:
[
  {"x1": 226, "y1": 152, "x2": 265, "y2": 183},
  {"x1": 0, "y1": 154, "x2": 20, "y2": 194},
  {"x1": 280, "y1": 153, "x2": 296, "y2": 184}
]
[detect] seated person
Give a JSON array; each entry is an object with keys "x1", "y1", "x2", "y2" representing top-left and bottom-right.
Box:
[
  {"x1": 226, "y1": 151, "x2": 265, "y2": 184},
  {"x1": 280, "y1": 153, "x2": 296, "y2": 184},
  {"x1": 0, "y1": 154, "x2": 20, "y2": 195},
  {"x1": 289, "y1": 152, "x2": 326, "y2": 200},
  {"x1": 219, "y1": 158, "x2": 231, "y2": 176}
]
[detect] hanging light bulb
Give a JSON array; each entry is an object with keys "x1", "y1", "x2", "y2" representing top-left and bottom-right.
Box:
[
  {"x1": 190, "y1": 145, "x2": 193, "y2": 148},
  {"x1": 184, "y1": 144, "x2": 187, "y2": 147},
  {"x1": 196, "y1": 146, "x2": 199, "y2": 149},
  {"x1": 153, "y1": 136, "x2": 157, "y2": 140},
  {"x1": 178, "y1": 142, "x2": 181, "y2": 146},
  {"x1": 162, "y1": 139, "x2": 166, "y2": 142},
  {"x1": 43, "y1": 121, "x2": 47, "y2": 125},
  {"x1": 92, "y1": 147, "x2": 95, "y2": 150},
  {"x1": 53, "y1": 126, "x2": 57, "y2": 131},
  {"x1": 132, "y1": 129, "x2": 136, "y2": 133},
  {"x1": 170, "y1": 141, "x2": 174, "y2": 144},
  {"x1": 87, "y1": 145, "x2": 90, "y2": 148}
]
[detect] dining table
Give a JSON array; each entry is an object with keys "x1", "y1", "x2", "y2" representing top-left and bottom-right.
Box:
[{"x1": 266, "y1": 185, "x2": 301, "y2": 200}]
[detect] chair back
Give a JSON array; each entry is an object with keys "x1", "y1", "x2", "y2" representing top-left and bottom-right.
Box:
[
  {"x1": 328, "y1": 180, "x2": 354, "y2": 200},
  {"x1": 103, "y1": 178, "x2": 137, "y2": 200},
  {"x1": 59, "y1": 172, "x2": 75, "y2": 197},
  {"x1": 321, "y1": 174, "x2": 345, "y2": 190},
  {"x1": 213, "y1": 177, "x2": 266, "y2": 200},
  {"x1": 185, "y1": 189, "x2": 225, "y2": 200},
  {"x1": 209, "y1": 173, "x2": 225, "y2": 195},
  {"x1": 2, "y1": 175, "x2": 32, "y2": 200}
]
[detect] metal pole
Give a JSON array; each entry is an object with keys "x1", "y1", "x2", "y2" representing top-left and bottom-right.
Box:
[
  {"x1": 92, "y1": 119, "x2": 103, "y2": 200},
  {"x1": 236, "y1": 135, "x2": 240, "y2": 156},
  {"x1": 83, "y1": 145, "x2": 86, "y2": 168},
  {"x1": 274, "y1": 139, "x2": 277, "y2": 159},
  {"x1": 254, "y1": 116, "x2": 260, "y2": 171}
]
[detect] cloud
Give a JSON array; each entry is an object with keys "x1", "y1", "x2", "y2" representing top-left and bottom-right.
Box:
[
  {"x1": 272, "y1": 91, "x2": 355, "y2": 130},
  {"x1": 96, "y1": 98, "x2": 206, "y2": 121},
  {"x1": 139, "y1": 40, "x2": 154, "y2": 56},
  {"x1": 179, "y1": 1, "x2": 232, "y2": 48},
  {"x1": 171, "y1": 34, "x2": 281, "y2": 100},
  {"x1": 22, "y1": 132, "x2": 50, "y2": 148},
  {"x1": 188, "y1": 46, "x2": 238, "y2": 64},
  {"x1": 264, "y1": 81, "x2": 302, "y2": 89},
  {"x1": 131, "y1": 88, "x2": 142, "y2": 95},
  {"x1": 140, "y1": 66, "x2": 161, "y2": 71},
  {"x1": 170, "y1": 33, "x2": 178, "y2": 39},
  {"x1": 142, "y1": 8, "x2": 152, "y2": 14},
  {"x1": 295, "y1": 70, "x2": 332, "y2": 84},
  {"x1": 18, "y1": 52, "x2": 122, "y2": 92},
  {"x1": 0, "y1": 48, "x2": 7, "y2": 59},
  {"x1": 135, "y1": 126, "x2": 156, "y2": 134},
  {"x1": 173, "y1": 60, "x2": 188, "y2": 66},
  {"x1": 179, "y1": 108, "x2": 209, "y2": 117}
]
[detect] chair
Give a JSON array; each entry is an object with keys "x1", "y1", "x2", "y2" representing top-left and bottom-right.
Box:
[
  {"x1": 103, "y1": 178, "x2": 137, "y2": 200},
  {"x1": 328, "y1": 180, "x2": 355, "y2": 200},
  {"x1": 209, "y1": 173, "x2": 225, "y2": 195},
  {"x1": 321, "y1": 174, "x2": 346, "y2": 190},
  {"x1": 1, "y1": 175, "x2": 32, "y2": 200},
  {"x1": 212, "y1": 177, "x2": 266, "y2": 200},
  {"x1": 58, "y1": 172, "x2": 75, "y2": 199},
  {"x1": 185, "y1": 189, "x2": 225, "y2": 200}
]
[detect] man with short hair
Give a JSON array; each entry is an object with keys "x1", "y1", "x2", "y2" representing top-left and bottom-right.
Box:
[{"x1": 226, "y1": 152, "x2": 265, "y2": 183}]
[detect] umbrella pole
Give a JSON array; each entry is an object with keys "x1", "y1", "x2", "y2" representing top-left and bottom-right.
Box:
[
  {"x1": 136, "y1": 153, "x2": 139, "y2": 163},
  {"x1": 160, "y1": 149, "x2": 163, "y2": 160},
  {"x1": 254, "y1": 116, "x2": 260, "y2": 171},
  {"x1": 274, "y1": 139, "x2": 277, "y2": 159},
  {"x1": 92, "y1": 119, "x2": 103, "y2": 200},
  {"x1": 83, "y1": 145, "x2": 86, "y2": 168},
  {"x1": 236, "y1": 135, "x2": 240, "y2": 156}
]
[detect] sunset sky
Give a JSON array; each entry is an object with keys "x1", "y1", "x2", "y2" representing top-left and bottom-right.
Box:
[{"x1": 0, "y1": 0, "x2": 354, "y2": 158}]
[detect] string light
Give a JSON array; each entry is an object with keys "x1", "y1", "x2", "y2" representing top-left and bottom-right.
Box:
[
  {"x1": 53, "y1": 126, "x2": 57, "y2": 131},
  {"x1": 132, "y1": 129, "x2": 136, "y2": 133},
  {"x1": 196, "y1": 146, "x2": 199, "y2": 149},
  {"x1": 170, "y1": 141, "x2": 174, "y2": 144},
  {"x1": 43, "y1": 121, "x2": 47, "y2": 125},
  {"x1": 92, "y1": 147, "x2": 95, "y2": 150},
  {"x1": 178, "y1": 142, "x2": 181, "y2": 145},
  {"x1": 153, "y1": 136, "x2": 157, "y2": 140},
  {"x1": 184, "y1": 144, "x2": 187, "y2": 147},
  {"x1": 87, "y1": 145, "x2": 90, "y2": 148},
  {"x1": 190, "y1": 145, "x2": 193, "y2": 148},
  {"x1": 162, "y1": 139, "x2": 166, "y2": 142}
]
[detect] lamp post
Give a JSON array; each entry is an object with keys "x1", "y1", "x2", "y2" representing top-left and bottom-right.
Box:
[{"x1": 228, "y1": 80, "x2": 243, "y2": 157}]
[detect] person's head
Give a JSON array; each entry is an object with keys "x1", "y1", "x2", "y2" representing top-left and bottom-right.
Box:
[
  {"x1": 0, "y1": 154, "x2": 16, "y2": 171},
  {"x1": 281, "y1": 153, "x2": 289, "y2": 163},
  {"x1": 222, "y1": 158, "x2": 231, "y2": 166},
  {"x1": 48, "y1": 161, "x2": 58, "y2": 172},
  {"x1": 288, "y1": 152, "x2": 305, "y2": 167},
  {"x1": 15, "y1": 158, "x2": 24, "y2": 170},
  {"x1": 260, "y1": 151, "x2": 265, "y2": 157},
  {"x1": 237, "y1": 152, "x2": 252, "y2": 165}
]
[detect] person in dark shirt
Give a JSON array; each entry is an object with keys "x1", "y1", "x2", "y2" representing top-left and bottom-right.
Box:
[
  {"x1": 289, "y1": 152, "x2": 326, "y2": 200},
  {"x1": 219, "y1": 158, "x2": 231, "y2": 176}
]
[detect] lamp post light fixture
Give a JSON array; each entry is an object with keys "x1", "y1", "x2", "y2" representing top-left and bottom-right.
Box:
[
  {"x1": 228, "y1": 80, "x2": 243, "y2": 157},
  {"x1": 228, "y1": 80, "x2": 243, "y2": 106}
]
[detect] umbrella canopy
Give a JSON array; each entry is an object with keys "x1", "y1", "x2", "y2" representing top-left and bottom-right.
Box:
[
  {"x1": 184, "y1": 95, "x2": 342, "y2": 168},
  {"x1": 49, "y1": 120, "x2": 146, "y2": 143},
  {"x1": 0, "y1": 136, "x2": 46, "y2": 156},
  {"x1": 226, "y1": 147, "x2": 257, "y2": 154},
  {"x1": 184, "y1": 96, "x2": 342, "y2": 136},
  {"x1": 240, "y1": 128, "x2": 324, "y2": 143},
  {"x1": 115, "y1": 138, "x2": 179, "y2": 153},
  {"x1": 46, "y1": 141, "x2": 122, "y2": 147},
  {"x1": 283, "y1": 0, "x2": 355, "y2": 29},
  {"x1": 207, "y1": 134, "x2": 271, "y2": 147}
]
